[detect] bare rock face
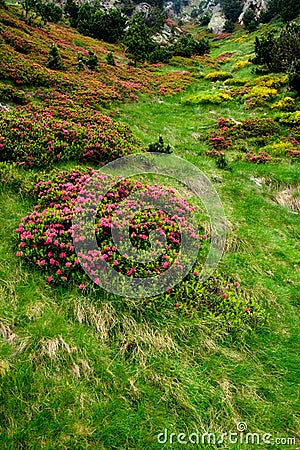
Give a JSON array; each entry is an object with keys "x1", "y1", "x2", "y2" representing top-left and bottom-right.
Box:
[
  {"x1": 152, "y1": 22, "x2": 182, "y2": 44},
  {"x1": 238, "y1": 0, "x2": 268, "y2": 22},
  {"x1": 207, "y1": 3, "x2": 226, "y2": 34},
  {"x1": 177, "y1": 0, "x2": 270, "y2": 33},
  {"x1": 135, "y1": 2, "x2": 151, "y2": 15}
]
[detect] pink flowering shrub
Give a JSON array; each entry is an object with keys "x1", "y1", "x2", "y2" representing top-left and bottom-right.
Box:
[
  {"x1": 0, "y1": 9, "x2": 194, "y2": 103},
  {"x1": 16, "y1": 168, "x2": 203, "y2": 285},
  {"x1": 0, "y1": 105, "x2": 143, "y2": 167},
  {"x1": 205, "y1": 117, "x2": 297, "y2": 163},
  {"x1": 245, "y1": 151, "x2": 273, "y2": 163},
  {"x1": 2, "y1": 29, "x2": 34, "y2": 54},
  {"x1": 216, "y1": 117, "x2": 281, "y2": 137},
  {"x1": 208, "y1": 133, "x2": 232, "y2": 151},
  {"x1": 13, "y1": 167, "x2": 266, "y2": 326},
  {"x1": 215, "y1": 52, "x2": 235, "y2": 63}
]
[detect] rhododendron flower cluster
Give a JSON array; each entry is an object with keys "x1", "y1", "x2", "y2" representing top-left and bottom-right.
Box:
[
  {"x1": 16, "y1": 168, "x2": 204, "y2": 286},
  {"x1": 0, "y1": 105, "x2": 143, "y2": 167}
]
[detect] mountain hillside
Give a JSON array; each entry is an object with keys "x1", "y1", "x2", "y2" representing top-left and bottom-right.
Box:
[{"x1": 0, "y1": 3, "x2": 299, "y2": 450}]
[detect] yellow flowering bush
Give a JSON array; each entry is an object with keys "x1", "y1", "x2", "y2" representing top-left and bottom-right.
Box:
[
  {"x1": 276, "y1": 111, "x2": 300, "y2": 126},
  {"x1": 245, "y1": 85, "x2": 278, "y2": 107},
  {"x1": 260, "y1": 141, "x2": 294, "y2": 157},
  {"x1": 232, "y1": 60, "x2": 251, "y2": 71},
  {"x1": 271, "y1": 97, "x2": 295, "y2": 111},
  {"x1": 254, "y1": 74, "x2": 288, "y2": 88},
  {"x1": 205, "y1": 71, "x2": 232, "y2": 81},
  {"x1": 184, "y1": 91, "x2": 231, "y2": 105}
]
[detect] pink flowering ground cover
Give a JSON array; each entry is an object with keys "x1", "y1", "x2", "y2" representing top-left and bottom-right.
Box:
[
  {"x1": 15, "y1": 168, "x2": 203, "y2": 285},
  {"x1": 0, "y1": 9, "x2": 194, "y2": 106},
  {"x1": 206, "y1": 117, "x2": 300, "y2": 163},
  {"x1": 0, "y1": 104, "x2": 143, "y2": 167}
]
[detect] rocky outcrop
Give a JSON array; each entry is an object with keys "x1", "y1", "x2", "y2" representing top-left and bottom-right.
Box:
[
  {"x1": 152, "y1": 21, "x2": 182, "y2": 44},
  {"x1": 238, "y1": 0, "x2": 268, "y2": 22},
  {"x1": 207, "y1": 3, "x2": 226, "y2": 34}
]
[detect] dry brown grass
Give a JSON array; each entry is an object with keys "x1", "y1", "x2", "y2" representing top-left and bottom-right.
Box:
[{"x1": 275, "y1": 186, "x2": 300, "y2": 212}]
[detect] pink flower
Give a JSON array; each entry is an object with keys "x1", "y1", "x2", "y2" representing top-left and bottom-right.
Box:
[
  {"x1": 57, "y1": 269, "x2": 62, "y2": 275},
  {"x1": 65, "y1": 262, "x2": 71, "y2": 268},
  {"x1": 235, "y1": 282, "x2": 240, "y2": 287},
  {"x1": 16, "y1": 251, "x2": 22, "y2": 257},
  {"x1": 222, "y1": 293, "x2": 228, "y2": 298},
  {"x1": 113, "y1": 260, "x2": 119, "y2": 266},
  {"x1": 40, "y1": 260, "x2": 46, "y2": 266},
  {"x1": 202, "y1": 235, "x2": 207, "y2": 240},
  {"x1": 193, "y1": 271, "x2": 198, "y2": 275},
  {"x1": 79, "y1": 284, "x2": 85, "y2": 290},
  {"x1": 60, "y1": 252, "x2": 67, "y2": 258},
  {"x1": 162, "y1": 262, "x2": 169, "y2": 269},
  {"x1": 48, "y1": 276, "x2": 53, "y2": 282},
  {"x1": 245, "y1": 307, "x2": 250, "y2": 313}
]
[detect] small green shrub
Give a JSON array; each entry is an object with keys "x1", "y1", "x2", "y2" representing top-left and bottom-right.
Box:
[
  {"x1": 106, "y1": 51, "x2": 115, "y2": 66},
  {"x1": 47, "y1": 44, "x2": 64, "y2": 71},
  {"x1": 223, "y1": 19, "x2": 235, "y2": 33},
  {"x1": 0, "y1": 162, "x2": 34, "y2": 192},
  {"x1": 148, "y1": 136, "x2": 172, "y2": 154},
  {"x1": 225, "y1": 77, "x2": 251, "y2": 86},
  {"x1": 76, "y1": 53, "x2": 85, "y2": 71},
  {"x1": 85, "y1": 50, "x2": 98, "y2": 70},
  {"x1": 166, "y1": 272, "x2": 266, "y2": 328}
]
